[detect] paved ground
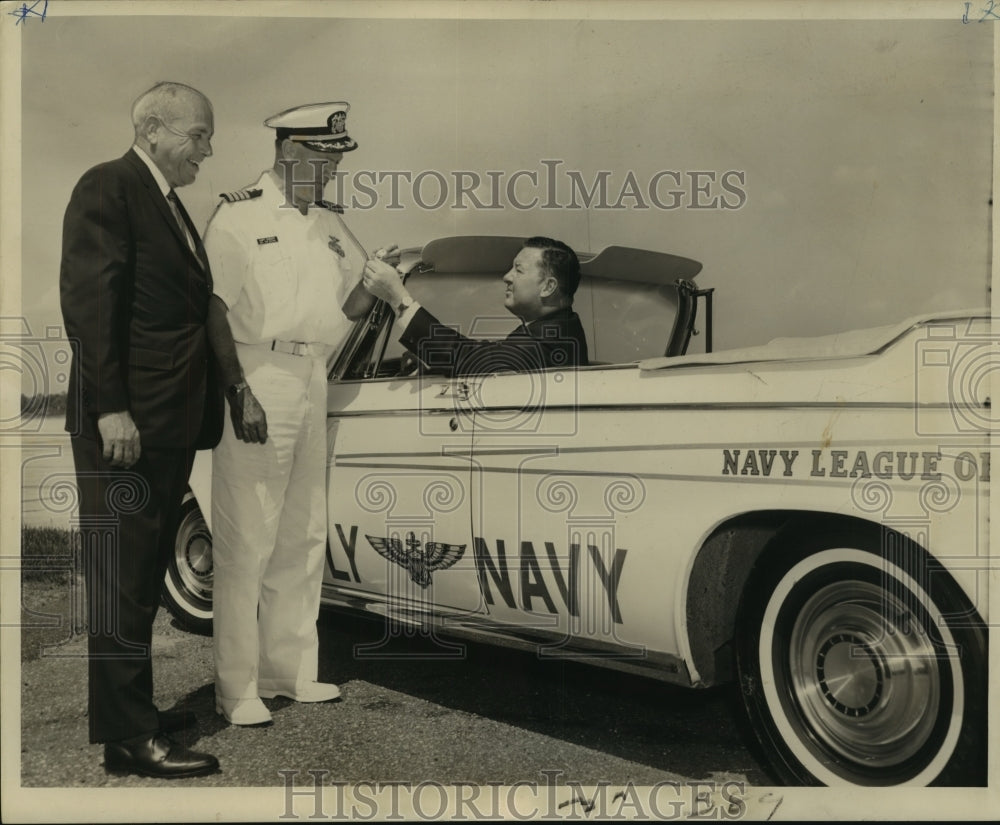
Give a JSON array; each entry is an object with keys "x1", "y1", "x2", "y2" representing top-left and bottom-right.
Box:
[
  {"x1": 13, "y1": 579, "x2": 990, "y2": 822},
  {"x1": 18, "y1": 577, "x2": 769, "y2": 790}
]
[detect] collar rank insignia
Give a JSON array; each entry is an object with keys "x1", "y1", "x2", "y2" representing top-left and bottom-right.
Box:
[
  {"x1": 316, "y1": 199, "x2": 345, "y2": 215},
  {"x1": 365, "y1": 532, "x2": 466, "y2": 588},
  {"x1": 218, "y1": 188, "x2": 263, "y2": 203}
]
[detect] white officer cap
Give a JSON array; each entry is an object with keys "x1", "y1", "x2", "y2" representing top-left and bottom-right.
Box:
[{"x1": 264, "y1": 101, "x2": 358, "y2": 152}]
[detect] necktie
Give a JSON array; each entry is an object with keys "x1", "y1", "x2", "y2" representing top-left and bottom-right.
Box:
[{"x1": 166, "y1": 189, "x2": 197, "y2": 254}]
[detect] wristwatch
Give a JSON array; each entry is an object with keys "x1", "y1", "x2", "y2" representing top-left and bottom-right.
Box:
[{"x1": 225, "y1": 380, "x2": 249, "y2": 401}]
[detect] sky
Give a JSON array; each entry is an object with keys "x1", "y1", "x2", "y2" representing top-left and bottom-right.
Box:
[{"x1": 9, "y1": 6, "x2": 993, "y2": 379}]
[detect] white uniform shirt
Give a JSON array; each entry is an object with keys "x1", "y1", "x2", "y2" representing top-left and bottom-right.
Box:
[{"x1": 205, "y1": 169, "x2": 359, "y2": 346}]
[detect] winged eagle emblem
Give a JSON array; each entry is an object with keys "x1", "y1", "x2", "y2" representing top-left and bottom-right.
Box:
[{"x1": 365, "y1": 532, "x2": 466, "y2": 588}]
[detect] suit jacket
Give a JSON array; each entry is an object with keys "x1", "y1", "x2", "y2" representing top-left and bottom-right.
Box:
[
  {"x1": 399, "y1": 305, "x2": 589, "y2": 377},
  {"x1": 60, "y1": 149, "x2": 224, "y2": 449}
]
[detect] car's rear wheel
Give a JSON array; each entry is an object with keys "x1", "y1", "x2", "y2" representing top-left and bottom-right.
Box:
[
  {"x1": 734, "y1": 527, "x2": 987, "y2": 786},
  {"x1": 162, "y1": 492, "x2": 214, "y2": 635}
]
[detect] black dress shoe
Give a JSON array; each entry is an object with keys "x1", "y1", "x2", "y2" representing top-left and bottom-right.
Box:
[
  {"x1": 104, "y1": 734, "x2": 219, "y2": 778},
  {"x1": 157, "y1": 708, "x2": 197, "y2": 733}
]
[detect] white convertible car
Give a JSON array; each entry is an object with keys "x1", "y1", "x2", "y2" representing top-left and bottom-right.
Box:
[{"x1": 165, "y1": 236, "x2": 989, "y2": 787}]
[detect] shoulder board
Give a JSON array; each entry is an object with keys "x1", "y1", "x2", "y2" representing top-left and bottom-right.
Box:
[
  {"x1": 218, "y1": 188, "x2": 263, "y2": 204},
  {"x1": 317, "y1": 199, "x2": 345, "y2": 215}
]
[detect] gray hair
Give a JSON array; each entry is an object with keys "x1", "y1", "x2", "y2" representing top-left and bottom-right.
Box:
[{"x1": 131, "y1": 82, "x2": 211, "y2": 134}]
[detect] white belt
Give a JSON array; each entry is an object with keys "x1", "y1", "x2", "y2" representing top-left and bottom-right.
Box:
[{"x1": 238, "y1": 340, "x2": 334, "y2": 358}]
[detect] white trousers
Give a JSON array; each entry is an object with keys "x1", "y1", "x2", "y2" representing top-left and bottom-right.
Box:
[{"x1": 212, "y1": 344, "x2": 330, "y2": 701}]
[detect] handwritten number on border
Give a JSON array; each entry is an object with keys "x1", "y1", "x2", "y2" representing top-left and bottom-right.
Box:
[
  {"x1": 964, "y1": 1, "x2": 1000, "y2": 21},
  {"x1": 8, "y1": 0, "x2": 47, "y2": 25}
]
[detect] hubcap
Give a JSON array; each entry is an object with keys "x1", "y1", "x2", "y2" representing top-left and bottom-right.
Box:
[
  {"x1": 788, "y1": 580, "x2": 942, "y2": 769},
  {"x1": 816, "y1": 633, "x2": 883, "y2": 717},
  {"x1": 174, "y1": 510, "x2": 213, "y2": 604}
]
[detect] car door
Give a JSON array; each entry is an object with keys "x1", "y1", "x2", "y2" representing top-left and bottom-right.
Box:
[
  {"x1": 452, "y1": 368, "x2": 648, "y2": 662},
  {"x1": 324, "y1": 370, "x2": 481, "y2": 622}
]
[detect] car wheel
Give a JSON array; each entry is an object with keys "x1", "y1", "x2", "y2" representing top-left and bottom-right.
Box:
[
  {"x1": 734, "y1": 527, "x2": 987, "y2": 786},
  {"x1": 162, "y1": 492, "x2": 214, "y2": 635}
]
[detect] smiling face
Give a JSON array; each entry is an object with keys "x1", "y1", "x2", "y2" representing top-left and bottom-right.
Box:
[
  {"x1": 502, "y1": 246, "x2": 556, "y2": 321},
  {"x1": 146, "y1": 93, "x2": 214, "y2": 188}
]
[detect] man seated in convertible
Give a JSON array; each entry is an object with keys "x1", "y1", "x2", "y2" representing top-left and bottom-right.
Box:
[{"x1": 362, "y1": 236, "x2": 588, "y2": 376}]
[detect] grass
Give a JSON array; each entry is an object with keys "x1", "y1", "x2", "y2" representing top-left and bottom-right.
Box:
[
  {"x1": 20, "y1": 527, "x2": 86, "y2": 661},
  {"x1": 21, "y1": 525, "x2": 81, "y2": 583}
]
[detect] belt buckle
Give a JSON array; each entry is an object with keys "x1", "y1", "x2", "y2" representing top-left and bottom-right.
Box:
[{"x1": 291, "y1": 341, "x2": 307, "y2": 357}]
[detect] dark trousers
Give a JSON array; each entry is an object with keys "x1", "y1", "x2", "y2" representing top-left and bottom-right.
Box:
[{"x1": 70, "y1": 435, "x2": 195, "y2": 744}]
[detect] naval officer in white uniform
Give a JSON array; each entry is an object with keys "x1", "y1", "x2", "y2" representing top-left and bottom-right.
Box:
[{"x1": 204, "y1": 102, "x2": 383, "y2": 726}]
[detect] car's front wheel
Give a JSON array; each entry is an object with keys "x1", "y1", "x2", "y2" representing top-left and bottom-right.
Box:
[
  {"x1": 735, "y1": 527, "x2": 987, "y2": 786},
  {"x1": 162, "y1": 492, "x2": 214, "y2": 635}
]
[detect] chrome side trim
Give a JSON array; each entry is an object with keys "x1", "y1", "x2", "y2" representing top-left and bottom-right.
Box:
[
  {"x1": 319, "y1": 583, "x2": 694, "y2": 686},
  {"x1": 328, "y1": 400, "x2": 968, "y2": 419}
]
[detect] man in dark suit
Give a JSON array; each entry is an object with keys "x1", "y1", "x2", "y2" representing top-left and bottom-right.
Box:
[
  {"x1": 60, "y1": 81, "x2": 222, "y2": 778},
  {"x1": 361, "y1": 236, "x2": 589, "y2": 375}
]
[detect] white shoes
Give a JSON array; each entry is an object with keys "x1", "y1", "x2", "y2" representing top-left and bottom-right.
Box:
[
  {"x1": 258, "y1": 681, "x2": 341, "y2": 703},
  {"x1": 215, "y1": 696, "x2": 273, "y2": 727},
  {"x1": 215, "y1": 682, "x2": 340, "y2": 727}
]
